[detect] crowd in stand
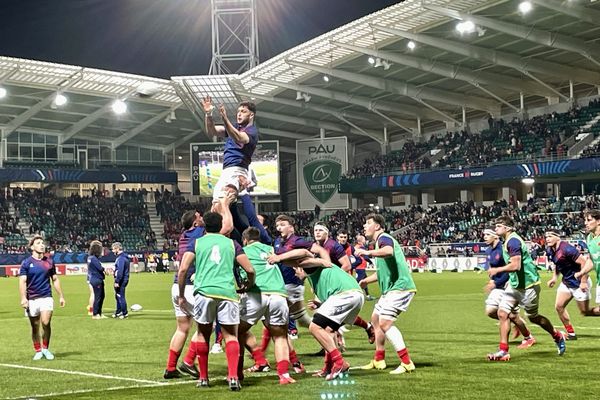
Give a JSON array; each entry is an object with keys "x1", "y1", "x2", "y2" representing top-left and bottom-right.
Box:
[
  {"x1": 343, "y1": 101, "x2": 600, "y2": 179},
  {"x1": 10, "y1": 188, "x2": 155, "y2": 252},
  {"x1": 155, "y1": 189, "x2": 210, "y2": 250}
]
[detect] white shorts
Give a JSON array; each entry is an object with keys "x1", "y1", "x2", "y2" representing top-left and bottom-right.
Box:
[
  {"x1": 193, "y1": 293, "x2": 239, "y2": 325},
  {"x1": 499, "y1": 285, "x2": 540, "y2": 317},
  {"x1": 240, "y1": 292, "x2": 288, "y2": 326},
  {"x1": 316, "y1": 291, "x2": 364, "y2": 326},
  {"x1": 558, "y1": 278, "x2": 592, "y2": 303},
  {"x1": 285, "y1": 283, "x2": 305, "y2": 305},
  {"x1": 28, "y1": 297, "x2": 54, "y2": 317},
  {"x1": 212, "y1": 166, "x2": 248, "y2": 201},
  {"x1": 374, "y1": 291, "x2": 415, "y2": 321},
  {"x1": 486, "y1": 288, "x2": 520, "y2": 312},
  {"x1": 596, "y1": 285, "x2": 600, "y2": 304},
  {"x1": 171, "y1": 284, "x2": 195, "y2": 318}
]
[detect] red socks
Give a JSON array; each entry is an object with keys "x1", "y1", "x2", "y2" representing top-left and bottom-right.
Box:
[
  {"x1": 42, "y1": 340, "x2": 49, "y2": 349},
  {"x1": 289, "y1": 350, "x2": 299, "y2": 364},
  {"x1": 196, "y1": 342, "x2": 209, "y2": 379},
  {"x1": 225, "y1": 341, "x2": 240, "y2": 379},
  {"x1": 166, "y1": 349, "x2": 181, "y2": 370},
  {"x1": 260, "y1": 327, "x2": 271, "y2": 352},
  {"x1": 252, "y1": 349, "x2": 268, "y2": 366},
  {"x1": 397, "y1": 348, "x2": 411, "y2": 365},
  {"x1": 374, "y1": 350, "x2": 385, "y2": 361},
  {"x1": 183, "y1": 341, "x2": 197, "y2": 366},
  {"x1": 499, "y1": 342, "x2": 509, "y2": 352},
  {"x1": 329, "y1": 349, "x2": 343, "y2": 366},
  {"x1": 276, "y1": 360, "x2": 290, "y2": 376},
  {"x1": 564, "y1": 324, "x2": 575, "y2": 334},
  {"x1": 552, "y1": 330, "x2": 563, "y2": 342},
  {"x1": 353, "y1": 316, "x2": 369, "y2": 329},
  {"x1": 33, "y1": 342, "x2": 41, "y2": 352}
]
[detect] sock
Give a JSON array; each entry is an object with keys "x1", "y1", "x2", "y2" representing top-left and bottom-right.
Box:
[
  {"x1": 499, "y1": 342, "x2": 509, "y2": 352},
  {"x1": 183, "y1": 341, "x2": 196, "y2": 366},
  {"x1": 374, "y1": 349, "x2": 385, "y2": 361},
  {"x1": 42, "y1": 340, "x2": 49, "y2": 349},
  {"x1": 289, "y1": 350, "x2": 299, "y2": 364},
  {"x1": 225, "y1": 341, "x2": 240, "y2": 379},
  {"x1": 397, "y1": 348, "x2": 411, "y2": 365},
  {"x1": 252, "y1": 349, "x2": 268, "y2": 366},
  {"x1": 276, "y1": 360, "x2": 290, "y2": 376},
  {"x1": 384, "y1": 326, "x2": 406, "y2": 351},
  {"x1": 33, "y1": 342, "x2": 41, "y2": 352},
  {"x1": 329, "y1": 349, "x2": 343, "y2": 365},
  {"x1": 167, "y1": 349, "x2": 181, "y2": 370},
  {"x1": 216, "y1": 332, "x2": 223, "y2": 346},
  {"x1": 564, "y1": 324, "x2": 575, "y2": 334},
  {"x1": 324, "y1": 351, "x2": 332, "y2": 367},
  {"x1": 196, "y1": 342, "x2": 209, "y2": 380},
  {"x1": 552, "y1": 330, "x2": 563, "y2": 342},
  {"x1": 353, "y1": 316, "x2": 369, "y2": 329},
  {"x1": 260, "y1": 327, "x2": 271, "y2": 352}
]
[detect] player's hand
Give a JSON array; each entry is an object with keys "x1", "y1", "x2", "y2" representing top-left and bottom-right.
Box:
[
  {"x1": 114, "y1": 283, "x2": 120, "y2": 288},
  {"x1": 547, "y1": 278, "x2": 556, "y2": 288},
  {"x1": 320, "y1": 259, "x2": 333, "y2": 268},
  {"x1": 580, "y1": 280, "x2": 588, "y2": 293},
  {"x1": 358, "y1": 279, "x2": 368, "y2": 289},
  {"x1": 201, "y1": 96, "x2": 214, "y2": 114},
  {"x1": 293, "y1": 267, "x2": 307, "y2": 280},
  {"x1": 177, "y1": 296, "x2": 186, "y2": 308},
  {"x1": 487, "y1": 267, "x2": 498, "y2": 278},
  {"x1": 574, "y1": 271, "x2": 583, "y2": 280},
  {"x1": 483, "y1": 281, "x2": 494, "y2": 294},
  {"x1": 355, "y1": 248, "x2": 369, "y2": 257},
  {"x1": 218, "y1": 104, "x2": 227, "y2": 119},
  {"x1": 307, "y1": 299, "x2": 321, "y2": 310},
  {"x1": 238, "y1": 175, "x2": 250, "y2": 190},
  {"x1": 59, "y1": 296, "x2": 66, "y2": 307},
  {"x1": 267, "y1": 254, "x2": 281, "y2": 264},
  {"x1": 20, "y1": 297, "x2": 28, "y2": 309}
]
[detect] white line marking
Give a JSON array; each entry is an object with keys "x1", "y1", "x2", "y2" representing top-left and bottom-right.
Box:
[
  {"x1": 0, "y1": 363, "x2": 165, "y2": 385},
  {"x1": 5, "y1": 380, "x2": 194, "y2": 400}
]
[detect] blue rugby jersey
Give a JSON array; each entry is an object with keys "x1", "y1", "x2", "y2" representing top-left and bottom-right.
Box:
[
  {"x1": 19, "y1": 256, "x2": 55, "y2": 300},
  {"x1": 176, "y1": 226, "x2": 205, "y2": 285},
  {"x1": 485, "y1": 241, "x2": 510, "y2": 289},
  {"x1": 87, "y1": 255, "x2": 105, "y2": 285},
  {"x1": 274, "y1": 234, "x2": 314, "y2": 286},
  {"x1": 546, "y1": 241, "x2": 582, "y2": 288},
  {"x1": 114, "y1": 252, "x2": 130, "y2": 286},
  {"x1": 320, "y1": 238, "x2": 347, "y2": 267},
  {"x1": 223, "y1": 123, "x2": 258, "y2": 169}
]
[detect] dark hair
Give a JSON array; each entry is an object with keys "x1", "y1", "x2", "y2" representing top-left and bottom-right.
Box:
[
  {"x1": 239, "y1": 101, "x2": 256, "y2": 114},
  {"x1": 181, "y1": 210, "x2": 197, "y2": 231},
  {"x1": 203, "y1": 212, "x2": 223, "y2": 233},
  {"x1": 29, "y1": 235, "x2": 44, "y2": 248},
  {"x1": 366, "y1": 213, "x2": 386, "y2": 230},
  {"x1": 275, "y1": 214, "x2": 295, "y2": 226},
  {"x1": 495, "y1": 216, "x2": 515, "y2": 228},
  {"x1": 89, "y1": 240, "x2": 103, "y2": 257},
  {"x1": 584, "y1": 209, "x2": 600, "y2": 220},
  {"x1": 337, "y1": 229, "x2": 348, "y2": 236},
  {"x1": 242, "y1": 226, "x2": 260, "y2": 242}
]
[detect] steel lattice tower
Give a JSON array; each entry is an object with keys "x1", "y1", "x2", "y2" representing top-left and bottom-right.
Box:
[{"x1": 209, "y1": 0, "x2": 260, "y2": 75}]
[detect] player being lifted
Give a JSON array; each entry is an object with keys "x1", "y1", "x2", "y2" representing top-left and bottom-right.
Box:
[
  {"x1": 487, "y1": 216, "x2": 566, "y2": 361},
  {"x1": 355, "y1": 214, "x2": 417, "y2": 375}
]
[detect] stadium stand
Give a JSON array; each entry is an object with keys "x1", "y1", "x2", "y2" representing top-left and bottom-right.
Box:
[{"x1": 11, "y1": 188, "x2": 156, "y2": 252}]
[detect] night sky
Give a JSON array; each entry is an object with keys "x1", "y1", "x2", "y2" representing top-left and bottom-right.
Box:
[{"x1": 1, "y1": 0, "x2": 402, "y2": 78}]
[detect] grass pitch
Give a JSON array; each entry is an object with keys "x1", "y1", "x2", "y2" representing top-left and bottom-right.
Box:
[{"x1": 1, "y1": 271, "x2": 599, "y2": 399}]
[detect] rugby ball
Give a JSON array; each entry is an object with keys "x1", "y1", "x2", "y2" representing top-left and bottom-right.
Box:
[{"x1": 130, "y1": 304, "x2": 143, "y2": 312}]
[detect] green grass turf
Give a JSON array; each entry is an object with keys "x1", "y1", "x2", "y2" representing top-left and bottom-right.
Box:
[{"x1": 1, "y1": 271, "x2": 599, "y2": 399}]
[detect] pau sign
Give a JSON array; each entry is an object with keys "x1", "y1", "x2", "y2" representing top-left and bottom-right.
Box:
[{"x1": 296, "y1": 137, "x2": 348, "y2": 211}]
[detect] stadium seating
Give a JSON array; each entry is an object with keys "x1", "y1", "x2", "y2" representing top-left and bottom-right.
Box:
[{"x1": 11, "y1": 188, "x2": 156, "y2": 252}]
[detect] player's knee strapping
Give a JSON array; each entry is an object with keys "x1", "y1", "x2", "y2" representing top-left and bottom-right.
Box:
[{"x1": 290, "y1": 308, "x2": 312, "y2": 328}]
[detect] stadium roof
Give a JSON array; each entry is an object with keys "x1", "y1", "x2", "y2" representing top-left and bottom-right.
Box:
[{"x1": 2, "y1": 0, "x2": 600, "y2": 156}]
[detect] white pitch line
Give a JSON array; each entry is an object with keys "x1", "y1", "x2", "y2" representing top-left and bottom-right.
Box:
[
  {"x1": 0, "y1": 363, "x2": 165, "y2": 385},
  {"x1": 5, "y1": 380, "x2": 195, "y2": 400}
]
